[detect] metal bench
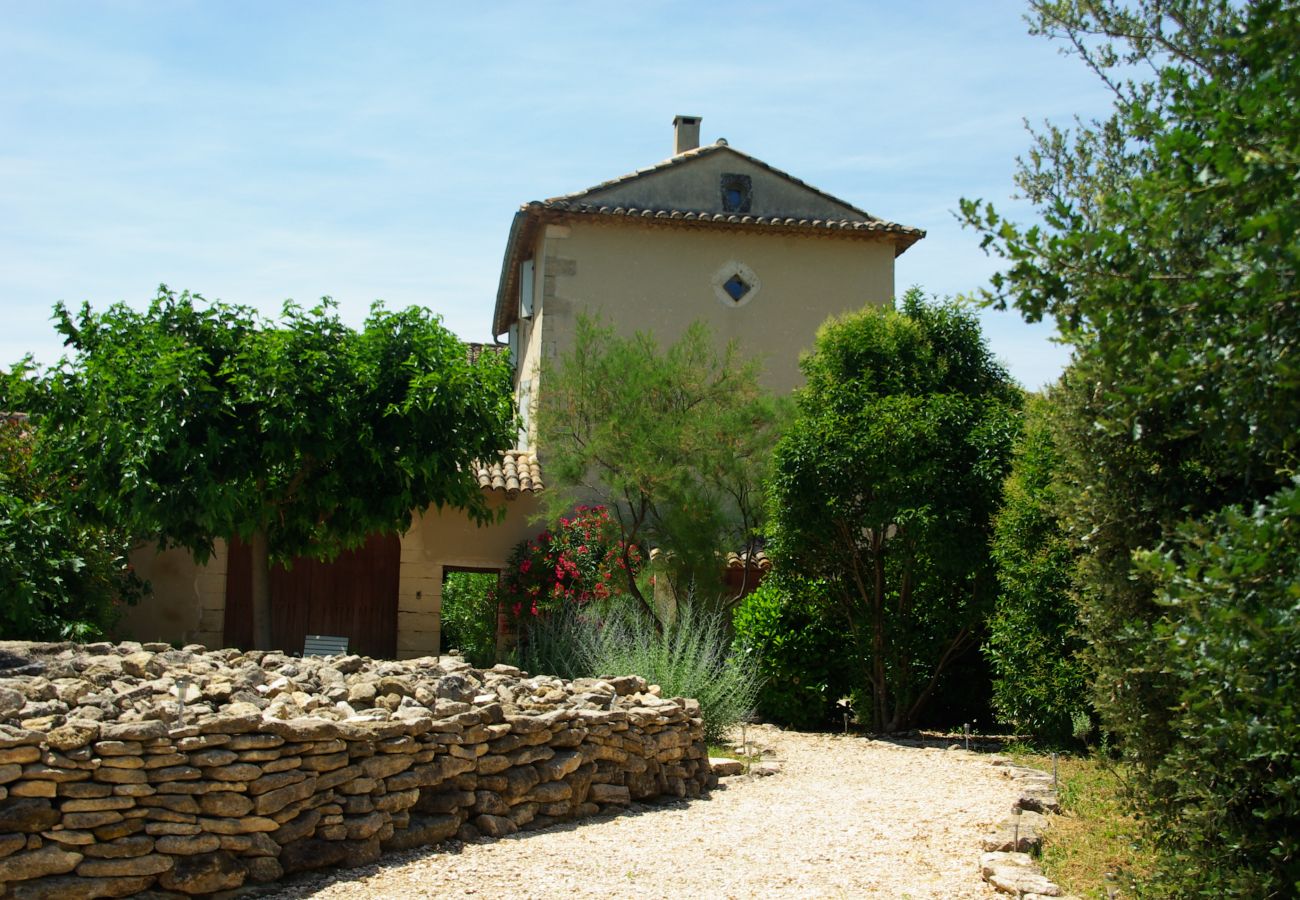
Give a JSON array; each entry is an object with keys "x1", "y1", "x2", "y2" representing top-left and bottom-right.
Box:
[{"x1": 303, "y1": 634, "x2": 349, "y2": 657}]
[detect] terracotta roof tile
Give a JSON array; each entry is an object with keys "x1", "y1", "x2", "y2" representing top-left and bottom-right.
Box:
[
  {"x1": 529, "y1": 199, "x2": 924, "y2": 239},
  {"x1": 725, "y1": 549, "x2": 771, "y2": 571},
  {"x1": 474, "y1": 449, "x2": 543, "y2": 496},
  {"x1": 465, "y1": 342, "x2": 505, "y2": 365}
]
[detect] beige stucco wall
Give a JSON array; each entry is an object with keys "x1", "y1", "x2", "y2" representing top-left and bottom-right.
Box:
[
  {"x1": 518, "y1": 219, "x2": 895, "y2": 396},
  {"x1": 395, "y1": 492, "x2": 544, "y2": 660},
  {"x1": 117, "y1": 541, "x2": 227, "y2": 648}
]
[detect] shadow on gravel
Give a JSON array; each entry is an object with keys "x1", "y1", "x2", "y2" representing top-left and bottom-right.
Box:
[{"x1": 255, "y1": 792, "x2": 725, "y2": 898}]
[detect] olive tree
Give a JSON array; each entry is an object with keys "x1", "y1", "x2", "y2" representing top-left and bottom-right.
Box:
[{"x1": 961, "y1": 1, "x2": 1299, "y2": 890}]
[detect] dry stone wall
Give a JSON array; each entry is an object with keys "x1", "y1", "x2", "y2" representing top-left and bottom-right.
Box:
[{"x1": 0, "y1": 641, "x2": 713, "y2": 898}]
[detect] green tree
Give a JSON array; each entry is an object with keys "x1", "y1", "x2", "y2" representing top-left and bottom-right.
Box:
[
  {"x1": 961, "y1": 0, "x2": 1298, "y2": 889},
  {"x1": 1135, "y1": 482, "x2": 1300, "y2": 895},
  {"x1": 16, "y1": 287, "x2": 515, "y2": 650},
  {"x1": 731, "y1": 575, "x2": 854, "y2": 730},
  {"x1": 984, "y1": 393, "x2": 1089, "y2": 746},
  {"x1": 766, "y1": 291, "x2": 1021, "y2": 732},
  {"x1": 0, "y1": 410, "x2": 145, "y2": 640},
  {"x1": 439, "y1": 571, "x2": 500, "y2": 668},
  {"x1": 536, "y1": 315, "x2": 785, "y2": 623}
]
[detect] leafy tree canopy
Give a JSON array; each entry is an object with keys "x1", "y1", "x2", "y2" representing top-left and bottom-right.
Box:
[
  {"x1": 10, "y1": 287, "x2": 516, "y2": 649},
  {"x1": 0, "y1": 413, "x2": 145, "y2": 640},
  {"x1": 536, "y1": 315, "x2": 786, "y2": 622},
  {"x1": 766, "y1": 290, "x2": 1021, "y2": 732},
  {"x1": 963, "y1": 0, "x2": 1298, "y2": 500},
  {"x1": 962, "y1": 0, "x2": 1298, "y2": 756},
  {"x1": 962, "y1": 1, "x2": 1298, "y2": 890}
]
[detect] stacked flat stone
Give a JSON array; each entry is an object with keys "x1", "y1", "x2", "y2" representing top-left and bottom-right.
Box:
[{"x1": 0, "y1": 641, "x2": 713, "y2": 898}]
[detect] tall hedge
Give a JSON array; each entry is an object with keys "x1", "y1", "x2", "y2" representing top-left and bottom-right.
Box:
[
  {"x1": 765, "y1": 291, "x2": 1020, "y2": 732},
  {"x1": 1136, "y1": 483, "x2": 1300, "y2": 896},
  {"x1": 962, "y1": 1, "x2": 1299, "y2": 891},
  {"x1": 984, "y1": 393, "x2": 1089, "y2": 746}
]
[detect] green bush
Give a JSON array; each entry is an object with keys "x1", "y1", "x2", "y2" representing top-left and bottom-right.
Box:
[
  {"x1": 765, "y1": 291, "x2": 1020, "y2": 732},
  {"x1": 984, "y1": 394, "x2": 1090, "y2": 746},
  {"x1": 439, "y1": 571, "x2": 499, "y2": 667},
  {"x1": 1134, "y1": 482, "x2": 1300, "y2": 896},
  {"x1": 517, "y1": 601, "x2": 762, "y2": 743},
  {"x1": 732, "y1": 577, "x2": 853, "y2": 730},
  {"x1": 498, "y1": 506, "x2": 641, "y2": 620},
  {"x1": 592, "y1": 603, "x2": 762, "y2": 744},
  {"x1": 514, "y1": 603, "x2": 593, "y2": 682},
  {"x1": 0, "y1": 415, "x2": 144, "y2": 640}
]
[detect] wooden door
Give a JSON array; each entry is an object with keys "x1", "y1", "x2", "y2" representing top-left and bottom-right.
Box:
[{"x1": 224, "y1": 533, "x2": 400, "y2": 658}]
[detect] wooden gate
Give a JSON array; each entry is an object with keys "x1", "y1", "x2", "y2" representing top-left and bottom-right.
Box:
[{"x1": 224, "y1": 533, "x2": 400, "y2": 658}]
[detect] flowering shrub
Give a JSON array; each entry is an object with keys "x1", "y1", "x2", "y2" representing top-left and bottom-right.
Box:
[{"x1": 498, "y1": 506, "x2": 642, "y2": 619}]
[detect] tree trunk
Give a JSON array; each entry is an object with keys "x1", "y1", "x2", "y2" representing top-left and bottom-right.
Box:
[
  {"x1": 872, "y1": 543, "x2": 889, "y2": 732},
  {"x1": 622, "y1": 543, "x2": 664, "y2": 635},
  {"x1": 249, "y1": 528, "x2": 274, "y2": 651}
]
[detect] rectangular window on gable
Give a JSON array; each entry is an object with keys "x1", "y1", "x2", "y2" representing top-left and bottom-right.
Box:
[{"x1": 520, "y1": 260, "x2": 535, "y2": 319}]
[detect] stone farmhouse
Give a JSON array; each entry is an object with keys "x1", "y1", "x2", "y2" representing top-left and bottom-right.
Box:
[{"x1": 117, "y1": 116, "x2": 924, "y2": 660}]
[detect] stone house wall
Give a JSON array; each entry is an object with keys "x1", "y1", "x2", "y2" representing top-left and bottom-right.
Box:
[{"x1": 118, "y1": 490, "x2": 542, "y2": 660}]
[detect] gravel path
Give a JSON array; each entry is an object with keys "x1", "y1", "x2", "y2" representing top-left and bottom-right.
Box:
[{"x1": 264, "y1": 726, "x2": 1020, "y2": 899}]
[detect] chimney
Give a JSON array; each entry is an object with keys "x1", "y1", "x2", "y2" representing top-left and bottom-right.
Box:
[{"x1": 673, "y1": 115, "x2": 701, "y2": 155}]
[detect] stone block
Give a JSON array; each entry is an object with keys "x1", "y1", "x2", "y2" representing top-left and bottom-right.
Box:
[
  {"x1": 4, "y1": 844, "x2": 83, "y2": 880},
  {"x1": 382, "y1": 813, "x2": 459, "y2": 851},
  {"x1": 6, "y1": 873, "x2": 156, "y2": 900},
  {"x1": 75, "y1": 852, "x2": 174, "y2": 877},
  {"x1": 155, "y1": 833, "x2": 222, "y2": 855},
  {"x1": 243, "y1": 855, "x2": 284, "y2": 883},
  {"x1": 397, "y1": 611, "x2": 439, "y2": 632},
  {"x1": 396, "y1": 630, "x2": 438, "y2": 657},
  {"x1": 79, "y1": 835, "x2": 154, "y2": 859},
  {"x1": 157, "y1": 849, "x2": 246, "y2": 894},
  {"x1": 589, "y1": 783, "x2": 630, "y2": 805},
  {"x1": 472, "y1": 814, "x2": 517, "y2": 838}
]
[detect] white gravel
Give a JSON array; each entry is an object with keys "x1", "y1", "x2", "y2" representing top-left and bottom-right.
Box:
[{"x1": 264, "y1": 726, "x2": 1021, "y2": 899}]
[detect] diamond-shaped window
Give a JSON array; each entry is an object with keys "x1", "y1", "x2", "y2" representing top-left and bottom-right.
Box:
[{"x1": 723, "y1": 274, "x2": 751, "y2": 302}]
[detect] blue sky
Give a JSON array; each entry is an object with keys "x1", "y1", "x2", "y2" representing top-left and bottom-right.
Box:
[{"x1": 1, "y1": 1, "x2": 1111, "y2": 389}]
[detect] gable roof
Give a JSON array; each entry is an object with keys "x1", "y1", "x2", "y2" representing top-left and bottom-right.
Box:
[
  {"x1": 492, "y1": 142, "x2": 925, "y2": 336},
  {"x1": 552, "y1": 141, "x2": 877, "y2": 218}
]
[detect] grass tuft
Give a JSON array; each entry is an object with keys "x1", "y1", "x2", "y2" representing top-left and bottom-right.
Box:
[{"x1": 1007, "y1": 746, "x2": 1158, "y2": 898}]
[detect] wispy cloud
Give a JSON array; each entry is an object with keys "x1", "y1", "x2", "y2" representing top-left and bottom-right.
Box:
[{"x1": 0, "y1": 0, "x2": 1112, "y2": 382}]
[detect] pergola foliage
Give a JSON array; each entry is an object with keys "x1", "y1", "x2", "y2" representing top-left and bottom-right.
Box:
[{"x1": 17, "y1": 287, "x2": 516, "y2": 650}]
